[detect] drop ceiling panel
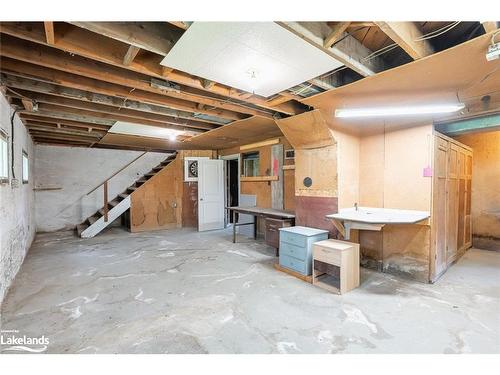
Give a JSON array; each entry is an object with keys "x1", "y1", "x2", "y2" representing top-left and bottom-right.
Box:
[
  {"x1": 161, "y1": 22, "x2": 343, "y2": 97},
  {"x1": 109, "y1": 121, "x2": 197, "y2": 139}
]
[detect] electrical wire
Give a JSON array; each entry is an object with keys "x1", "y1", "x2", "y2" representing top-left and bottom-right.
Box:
[
  {"x1": 10, "y1": 108, "x2": 19, "y2": 179},
  {"x1": 414, "y1": 21, "x2": 461, "y2": 41}
]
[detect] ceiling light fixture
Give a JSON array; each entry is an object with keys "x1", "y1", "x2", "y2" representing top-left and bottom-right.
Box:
[
  {"x1": 335, "y1": 103, "x2": 465, "y2": 118},
  {"x1": 169, "y1": 133, "x2": 177, "y2": 142}
]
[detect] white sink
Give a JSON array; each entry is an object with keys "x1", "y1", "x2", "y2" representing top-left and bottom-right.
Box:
[{"x1": 326, "y1": 206, "x2": 430, "y2": 224}]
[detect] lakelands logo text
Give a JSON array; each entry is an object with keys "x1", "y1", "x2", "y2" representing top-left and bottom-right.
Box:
[{"x1": 1, "y1": 330, "x2": 49, "y2": 353}]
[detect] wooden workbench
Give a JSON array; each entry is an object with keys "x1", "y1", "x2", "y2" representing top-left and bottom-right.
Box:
[{"x1": 226, "y1": 206, "x2": 295, "y2": 243}]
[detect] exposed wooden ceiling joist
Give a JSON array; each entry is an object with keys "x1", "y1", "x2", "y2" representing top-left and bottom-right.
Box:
[
  {"x1": 20, "y1": 114, "x2": 110, "y2": 131},
  {"x1": 123, "y1": 45, "x2": 141, "y2": 66},
  {"x1": 375, "y1": 22, "x2": 434, "y2": 60},
  {"x1": 69, "y1": 22, "x2": 183, "y2": 56},
  {"x1": 7, "y1": 88, "x2": 215, "y2": 131},
  {"x1": 43, "y1": 21, "x2": 55, "y2": 44},
  {"x1": 277, "y1": 21, "x2": 386, "y2": 77},
  {"x1": 0, "y1": 74, "x2": 228, "y2": 126},
  {"x1": 0, "y1": 35, "x2": 269, "y2": 120},
  {"x1": 0, "y1": 57, "x2": 244, "y2": 122},
  {"x1": 0, "y1": 22, "x2": 303, "y2": 115},
  {"x1": 323, "y1": 22, "x2": 351, "y2": 48},
  {"x1": 481, "y1": 21, "x2": 499, "y2": 33}
]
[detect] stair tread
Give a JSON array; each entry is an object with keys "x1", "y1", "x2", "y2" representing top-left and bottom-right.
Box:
[
  {"x1": 118, "y1": 193, "x2": 128, "y2": 199},
  {"x1": 127, "y1": 186, "x2": 137, "y2": 191},
  {"x1": 109, "y1": 200, "x2": 119, "y2": 207},
  {"x1": 88, "y1": 216, "x2": 99, "y2": 225}
]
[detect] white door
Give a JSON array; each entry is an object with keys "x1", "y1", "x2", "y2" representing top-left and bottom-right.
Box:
[{"x1": 198, "y1": 159, "x2": 225, "y2": 231}]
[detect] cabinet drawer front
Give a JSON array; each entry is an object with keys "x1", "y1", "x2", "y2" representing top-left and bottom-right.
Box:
[
  {"x1": 313, "y1": 245, "x2": 342, "y2": 266},
  {"x1": 280, "y1": 242, "x2": 307, "y2": 261},
  {"x1": 280, "y1": 232, "x2": 306, "y2": 248},
  {"x1": 280, "y1": 254, "x2": 307, "y2": 275}
]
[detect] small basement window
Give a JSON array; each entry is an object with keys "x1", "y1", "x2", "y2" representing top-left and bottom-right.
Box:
[
  {"x1": 0, "y1": 131, "x2": 8, "y2": 183},
  {"x1": 242, "y1": 152, "x2": 260, "y2": 177},
  {"x1": 22, "y1": 150, "x2": 29, "y2": 184}
]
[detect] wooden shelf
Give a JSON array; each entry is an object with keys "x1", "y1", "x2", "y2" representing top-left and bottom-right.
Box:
[
  {"x1": 282, "y1": 165, "x2": 295, "y2": 170},
  {"x1": 240, "y1": 175, "x2": 278, "y2": 182}
]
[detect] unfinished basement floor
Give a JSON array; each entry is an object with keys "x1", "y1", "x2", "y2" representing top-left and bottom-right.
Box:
[{"x1": 1, "y1": 227, "x2": 499, "y2": 354}]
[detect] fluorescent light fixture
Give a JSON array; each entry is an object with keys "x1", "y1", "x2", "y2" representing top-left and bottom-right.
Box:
[{"x1": 335, "y1": 103, "x2": 465, "y2": 118}]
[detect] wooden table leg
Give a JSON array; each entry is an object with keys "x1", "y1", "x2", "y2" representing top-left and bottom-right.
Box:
[
  {"x1": 232, "y1": 211, "x2": 236, "y2": 243},
  {"x1": 253, "y1": 215, "x2": 257, "y2": 240}
]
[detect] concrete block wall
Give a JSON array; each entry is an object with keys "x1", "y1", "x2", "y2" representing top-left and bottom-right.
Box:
[
  {"x1": 0, "y1": 94, "x2": 36, "y2": 307},
  {"x1": 34, "y1": 145, "x2": 168, "y2": 232}
]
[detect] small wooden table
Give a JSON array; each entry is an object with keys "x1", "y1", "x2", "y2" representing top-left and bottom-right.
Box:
[
  {"x1": 227, "y1": 206, "x2": 295, "y2": 243},
  {"x1": 312, "y1": 239, "x2": 360, "y2": 294}
]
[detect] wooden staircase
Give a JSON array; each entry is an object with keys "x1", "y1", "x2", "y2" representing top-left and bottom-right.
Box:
[{"x1": 76, "y1": 152, "x2": 177, "y2": 238}]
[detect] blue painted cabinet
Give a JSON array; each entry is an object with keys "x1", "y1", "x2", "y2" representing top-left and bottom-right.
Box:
[{"x1": 278, "y1": 226, "x2": 329, "y2": 276}]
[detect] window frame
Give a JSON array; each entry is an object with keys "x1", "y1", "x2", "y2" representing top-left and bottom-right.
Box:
[
  {"x1": 22, "y1": 149, "x2": 29, "y2": 184},
  {"x1": 0, "y1": 130, "x2": 8, "y2": 184}
]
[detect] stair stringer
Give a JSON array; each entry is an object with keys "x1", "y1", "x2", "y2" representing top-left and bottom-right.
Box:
[{"x1": 81, "y1": 195, "x2": 131, "y2": 238}]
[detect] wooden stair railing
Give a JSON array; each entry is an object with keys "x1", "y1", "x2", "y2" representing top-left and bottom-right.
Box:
[{"x1": 86, "y1": 151, "x2": 147, "y2": 223}]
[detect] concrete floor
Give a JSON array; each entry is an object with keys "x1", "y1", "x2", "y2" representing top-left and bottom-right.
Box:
[{"x1": 1, "y1": 227, "x2": 499, "y2": 354}]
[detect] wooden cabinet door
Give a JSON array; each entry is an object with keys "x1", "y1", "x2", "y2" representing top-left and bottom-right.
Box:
[
  {"x1": 432, "y1": 136, "x2": 448, "y2": 277},
  {"x1": 446, "y1": 143, "x2": 460, "y2": 264}
]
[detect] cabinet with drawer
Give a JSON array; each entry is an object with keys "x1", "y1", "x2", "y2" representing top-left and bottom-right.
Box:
[
  {"x1": 265, "y1": 218, "x2": 292, "y2": 256},
  {"x1": 312, "y1": 239, "x2": 360, "y2": 294},
  {"x1": 278, "y1": 226, "x2": 329, "y2": 276}
]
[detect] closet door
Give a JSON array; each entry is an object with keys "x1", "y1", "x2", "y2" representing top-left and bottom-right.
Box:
[
  {"x1": 446, "y1": 143, "x2": 460, "y2": 265},
  {"x1": 458, "y1": 150, "x2": 473, "y2": 252},
  {"x1": 433, "y1": 136, "x2": 449, "y2": 277}
]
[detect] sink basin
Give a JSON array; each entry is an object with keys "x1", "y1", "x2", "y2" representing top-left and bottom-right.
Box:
[{"x1": 326, "y1": 206, "x2": 430, "y2": 224}]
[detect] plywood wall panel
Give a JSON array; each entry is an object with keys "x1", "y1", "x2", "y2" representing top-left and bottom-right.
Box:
[
  {"x1": 295, "y1": 145, "x2": 338, "y2": 197},
  {"x1": 383, "y1": 124, "x2": 433, "y2": 210},
  {"x1": 295, "y1": 196, "x2": 338, "y2": 237}
]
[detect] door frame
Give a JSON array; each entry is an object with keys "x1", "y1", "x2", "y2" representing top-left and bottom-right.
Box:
[{"x1": 219, "y1": 153, "x2": 241, "y2": 227}]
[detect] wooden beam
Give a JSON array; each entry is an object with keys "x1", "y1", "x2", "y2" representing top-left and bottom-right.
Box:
[
  {"x1": 481, "y1": 21, "x2": 499, "y2": 33},
  {"x1": 21, "y1": 98, "x2": 35, "y2": 111},
  {"x1": 0, "y1": 36, "x2": 270, "y2": 119},
  {"x1": 19, "y1": 102, "x2": 206, "y2": 133},
  {"x1": 26, "y1": 124, "x2": 103, "y2": 138},
  {"x1": 167, "y1": 21, "x2": 191, "y2": 30},
  {"x1": 28, "y1": 131, "x2": 97, "y2": 142},
  {"x1": 323, "y1": 22, "x2": 351, "y2": 48},
  {"x1": 10, "y1": 88, "x2": 215, "y2": 131},
  {"x1": 1, "y1": 74, "x2": 228, "y2": 126},
  {"x1": 201, "y1": 79, "x2": 216, "y2": 90},
  {"x1": 0, "y1": 22, "x2": 302, "y2": 115},
  {"x1": 240, "y1": 138, "x2": 280, "y2": 151},
  {"x1": 24, "y1": 120, "x2": 107, "y2": 134},
  {"x1": 277, "y1": 22, "x2": 386, "y2": 77},
  {"x1": 309, "y1": 78, "x2": 336, "y2": 91},
  {"x1": 69, "y1": 22, "x2": 182, "y2": 56},
  {"x1": 43, "y1": 22, "x2": 55, "y2": 44},
  {"x1": 123, "y1": 45, "x2": 141, "y2": 66},
  {"x1": 375, "y1": 22, "x2": 434, "y2": 60},
  {"x1": 20, "y1": 114, "x2": 110, "y2": 131},
  {"x1": 0, "y1": 57, "x2": 243, "y2": 122}
]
